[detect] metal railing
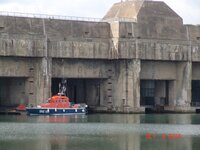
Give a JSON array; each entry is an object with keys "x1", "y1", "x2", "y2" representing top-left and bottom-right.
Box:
[
  {"x1": 0, "y1": 11, "x2": 137, "y2": 22},
  {"x1": 103, "y1": 17, "x2": 137, "y2": 22},
  {"x1": 0, "y1": 11, "x2": 102, "y2": 22}
]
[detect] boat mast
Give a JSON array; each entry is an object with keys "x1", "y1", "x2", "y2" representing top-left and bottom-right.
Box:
[{"x1": 58, "y1": 78, "x2": 67, "y2": 96}]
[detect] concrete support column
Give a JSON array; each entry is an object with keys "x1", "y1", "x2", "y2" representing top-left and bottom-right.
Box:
[
  {"x1": 99, "y1": 80, "x2": 106, "y2": 107},
  {"x1": 127, "y1": 59, "x2": 141, "y2": 110},
  {"x1": 176, "y1": 62, "x2": 191, "y2": 106},
  {"x1": 25, "y1": 77, "x2": 34, "y2": 105},
  {"x1": 41, "y1": 57, "x2": 52, "y2": 102},
  {"x1": 112, "y1": 60, "x2": 127, "y2": 111},
  {"x1": 34, "y1": 19, "x2": 52, "y2": 104},
  {"x1": 155, "y1": 81, "x2": 166, "y2": 105},
  {"x1": 175, "y1": 61, "x2": 194, "y2": 112},
  {"x1": 112, "y1": 59, "x2": 143, "y2": 113},
  {"x1": 168, "y1": 81, "x2": 176, "y2": 106},
  {"x1": 27, "y1": 19, "x2": 52, "y2": 105},
  {"x1": 31, "y1": 58, "x2": 52, "y2": 105}
]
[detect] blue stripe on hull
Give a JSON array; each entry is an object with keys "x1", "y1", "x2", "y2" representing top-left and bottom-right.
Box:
[{"x1": 26, "y1": 108, "x2": 87, "y2": 115}]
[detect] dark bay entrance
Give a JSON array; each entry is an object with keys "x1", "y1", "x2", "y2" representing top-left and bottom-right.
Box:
[{"x1": 52, "y1": 78, "x2": 101, "y2": 107}]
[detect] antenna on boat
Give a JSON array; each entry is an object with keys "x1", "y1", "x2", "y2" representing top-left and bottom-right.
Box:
[{"x1": 58, "y1": 78, "x2": 67, "y2": 96}]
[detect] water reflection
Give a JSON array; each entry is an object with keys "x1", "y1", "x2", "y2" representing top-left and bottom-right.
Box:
[
  {"x1": 1, "y1": 113, "x2": 200, "y2": 124},
  {"x1": 0, "y1": 114, "x2": 200, "y2": 150}
]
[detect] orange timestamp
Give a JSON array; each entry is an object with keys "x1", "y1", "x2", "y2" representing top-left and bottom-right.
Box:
[{"x1": 145, "y1": 133, "x2": 183, "y2": 140}]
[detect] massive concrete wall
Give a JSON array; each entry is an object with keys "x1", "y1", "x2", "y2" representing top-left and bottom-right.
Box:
[
  {"x1": 0, "y1": 57, "x2": 33, "y2": 77},
  {"x1": 0, "y1": 0, "x2": 200, "y2": 113},
  {"x1": 141, "y1": 61, "x2": 177, "y2": 80},
  {"x1": 0, "y1": 16, "x2": 113, "y2": 106},
  {"x1": 137, "y1": 1, "x2": 187, "y2": 40},
  {"x1": 0, "y1": 37, "x2": 45, "y2": 57},
  {"x1": 104, "y1": 0, "x2": 200, "y2": 112},
  {"x1": 52, "y1": 59, "x2": 109, "y2": 78}
]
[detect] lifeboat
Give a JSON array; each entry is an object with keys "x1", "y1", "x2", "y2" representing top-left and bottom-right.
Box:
[{"x1": 26, "y1": 93, "x2": 87, "y2": 115}]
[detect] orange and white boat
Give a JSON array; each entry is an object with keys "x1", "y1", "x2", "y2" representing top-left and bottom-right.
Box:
[{"x1": 26, "y1": 93, "x2": 87, "y2": 115}]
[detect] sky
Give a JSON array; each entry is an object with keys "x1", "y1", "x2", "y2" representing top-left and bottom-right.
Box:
[{"x1": 0, "y1": 0, "x2": 199, "y2": 25}]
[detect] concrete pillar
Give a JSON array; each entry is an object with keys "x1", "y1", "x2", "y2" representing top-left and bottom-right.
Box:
[
  {"x1": 25, "y1": 77, "x2": 34, "y2": 105},
  {"x1": 28, "y1": 58, "x2": 52, "y2": 106},
  {"x1": 99, "y1": 79, "x2": 106, "y2": 107},
  {"x1": 41, "y1": 57, "x2": 52, "y2": 103},
  {"x1": 168, "y1": 80, "x2": 176, "y2": 106},
  {"x1": 38, "y1": 18, "x2": 51, "y2": 103},
  {"x1": 174, "y1": 61, "x2": 194, "y2": 112},
  {"x1": 127, "y1": 59, "x2": 141, "y2": 110},
  {"x1": 155, "y1": 81, "x2": 166, "y2": 105},
  {"x1": 112, "y1": 59, "x2": 143, "y2": 113},
  {"x1": 27, "y1": 19, "x2": 52, "y2": 106},
  {"x1": 86, "y1": 80, "x2": 100, "y2": 106},
  {"x1": 112, "y1": 60, "x2": 127, "y2": 111}
]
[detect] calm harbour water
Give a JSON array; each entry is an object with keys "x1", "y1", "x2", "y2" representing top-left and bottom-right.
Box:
[{"x1": 0, "y1": 114, "x2": 200, "y2": 150}]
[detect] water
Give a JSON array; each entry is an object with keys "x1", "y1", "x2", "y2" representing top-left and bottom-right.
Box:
[{"x1": 0, "y1": 114, "x2": 200, "y2": 150}]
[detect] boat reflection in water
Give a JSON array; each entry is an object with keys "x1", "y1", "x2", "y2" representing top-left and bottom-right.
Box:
[{"x1": 36, "y1": 115, "x2": 86, "y2": 123}]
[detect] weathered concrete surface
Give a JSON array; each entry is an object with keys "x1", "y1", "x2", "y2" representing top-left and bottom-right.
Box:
[
  {"x1": 127, "y1": 60, "x2": 142, "y2": 112},
  {"x1": 52, "y1": 59, "x2": 109, "y2": 78},
  {"x1": 0, "y1": 37, "x2": 45, "y2": 57},
  {"x1": 49, "y1": 40, "x2": 110, "y2": 59},
  {"x1": 186, "y1": 25, "x2": 200, "y2": 41},
  {"x1": 103, "y1": 0, "x2": 143, "y2": 21},
  {"x1": 102, "y1": 0, "x2": 200, "y2": 113},
  {"x1": 141, "y1": 61, "x2": 177, "y2": 80},
  {"x1": 110, "y1": 59, "x2": 144, "y2": 113},
  {"x1": 174, "y1": 62, "x2": 192, "y2": 111},
  {"x1": 0, "y1": 0, "x2": 200, "y2": 113},
  {"x1": 137, "y1": 1, "x2": 187, "y2": 40},
  {"x1": 164, "y1": 62, "x2": 195, "y2": 112},
  {"x1": 0, "y1": 57, "x2": 34, "y2": 77}
]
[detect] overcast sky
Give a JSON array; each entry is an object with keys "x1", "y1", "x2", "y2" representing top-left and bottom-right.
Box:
[{"x1": 0, "y1": 0, "x2": 199, "y2": 25}]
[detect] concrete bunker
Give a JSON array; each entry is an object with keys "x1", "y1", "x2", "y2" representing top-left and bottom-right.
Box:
[
  {"x1": 0, "y1": 0, "x2": 199, "y2": 114},
  {"x1": 52, "y1": 78, "x2": 102, "y2": 107},
  {"x1": 0, "y1": 77, "x2": 27, "y2": 107}
]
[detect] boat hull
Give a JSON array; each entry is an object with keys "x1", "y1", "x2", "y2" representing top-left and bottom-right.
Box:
[{"x1": 26, "y1": 108, "x2": 87, "y2": 115}]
